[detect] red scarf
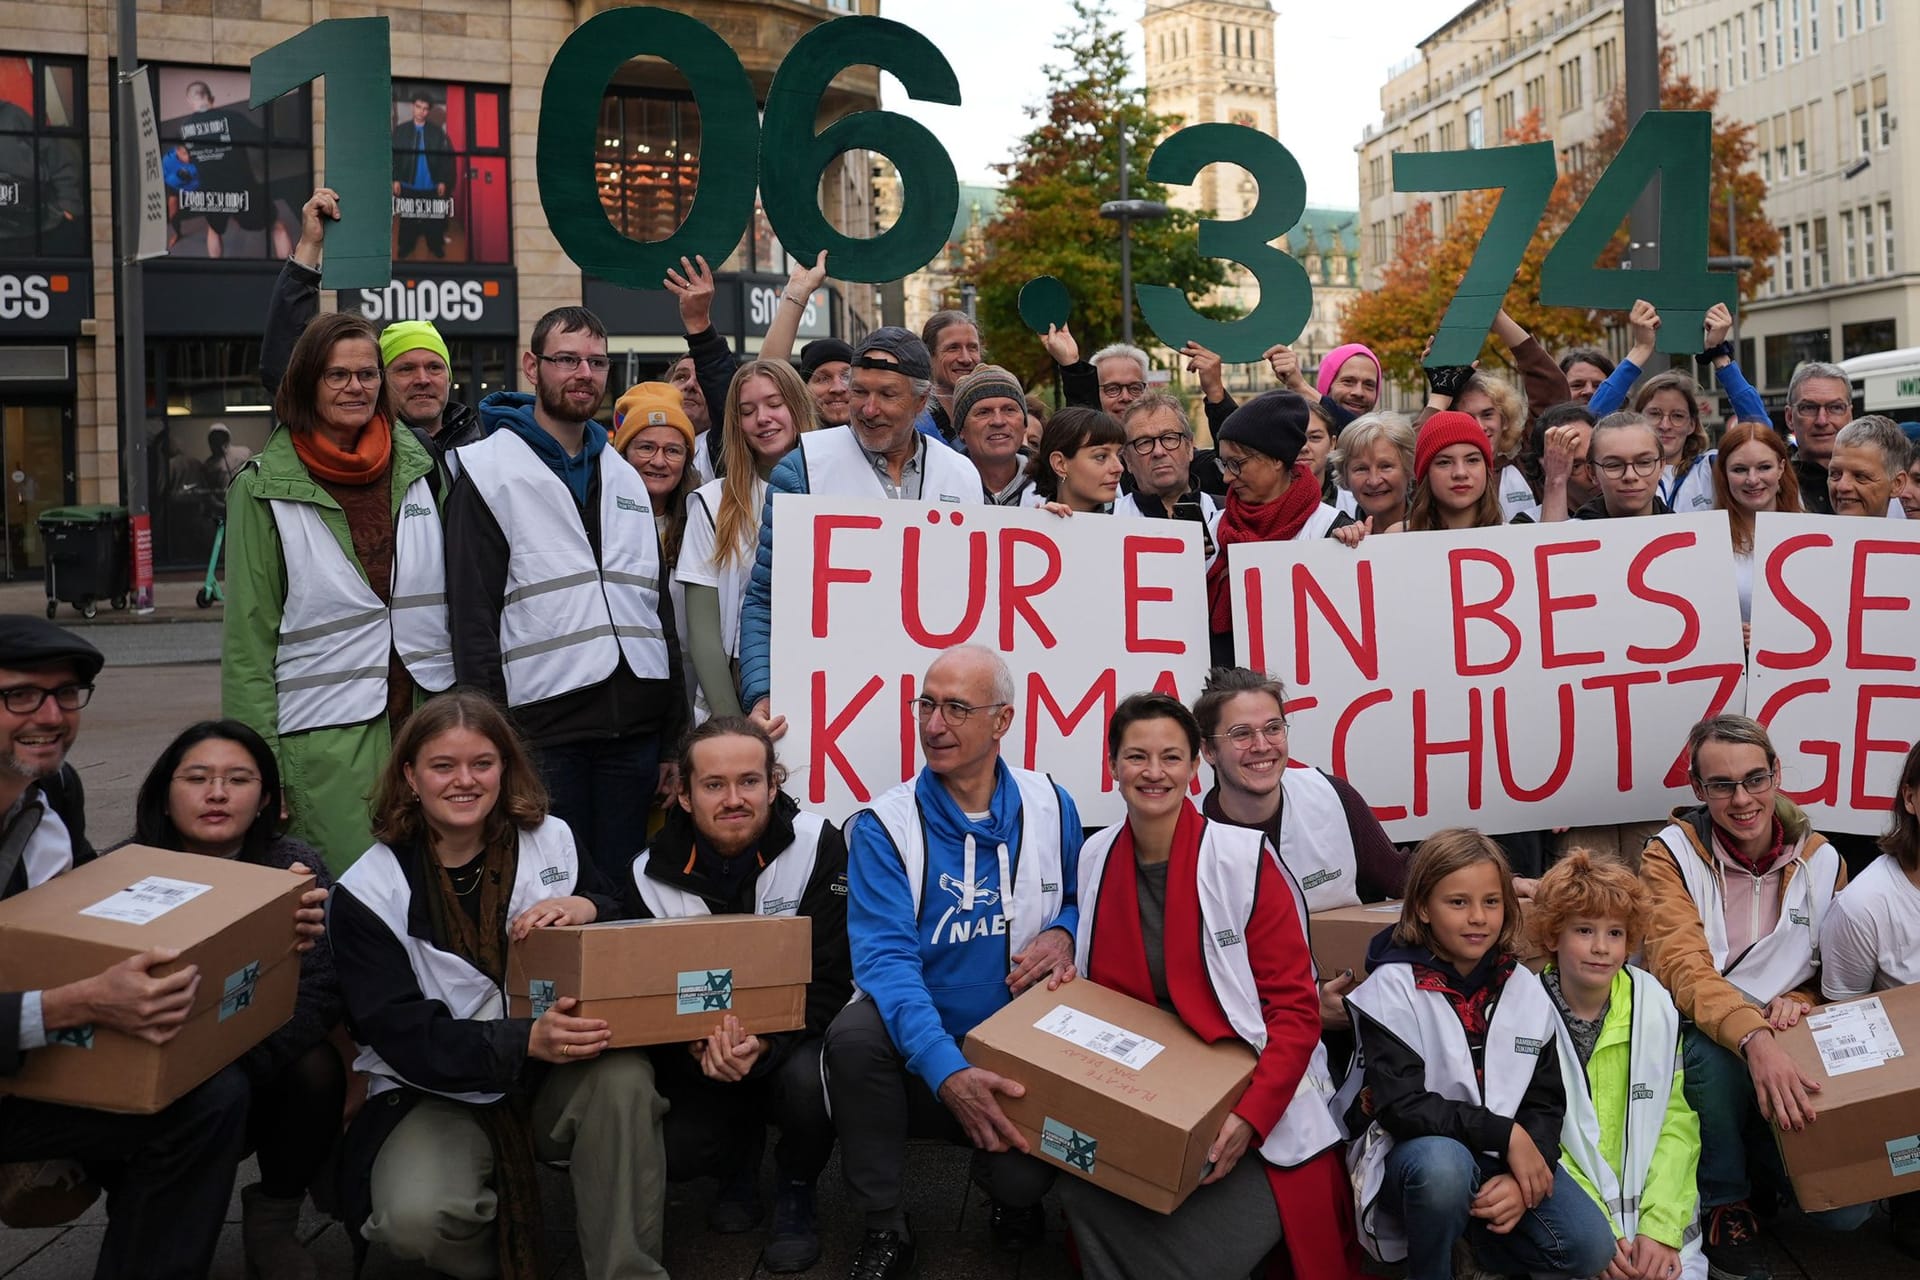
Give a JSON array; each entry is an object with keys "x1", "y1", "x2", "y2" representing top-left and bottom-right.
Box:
[
  {"x1": 1206, "y1": 463, "x2": 1321, "y2": 633},
  {"x1": 1713, "y1": 815, "x2": 1787, "y2": 876},
  {"x1": 291, "y1": 415, "x2": 394, "y2": 487}
]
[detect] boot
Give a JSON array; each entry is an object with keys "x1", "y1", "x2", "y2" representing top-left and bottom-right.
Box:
[{"x1": 241, "y1": 1182, "x2": 317, "y2": 1280}]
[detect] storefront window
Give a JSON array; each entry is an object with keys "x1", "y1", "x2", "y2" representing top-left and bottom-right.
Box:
[
  {"x1": 156, "y1": 65, "x2": 310, "y2": 261},
  {"x1": 0, "y1": 53, "x2": 87, "y2": 258},
  {"x1": 390, "y1": 80, "x2": 510, "y2": 264},
  {"x1": 1763, "y1": 328, "x2": 1833, "y2": 389},
  {"x1": 148, "y1": 338, "x2": 275, "y2": 568},
  {"x1": 596, "y1": 91, "x2": 703, "y2": 245}
]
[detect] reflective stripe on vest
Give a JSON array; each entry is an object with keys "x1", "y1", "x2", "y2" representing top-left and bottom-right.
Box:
[
  {"x1": 1662, "y1": 824, "x2": 1838, "y2": 1004},
  {"x1": 796, "y1": 425, "x2": 984, "y2": 505},
  {"x1": 456, "y1": 430, "x2": 670, "y2": 705},
  {"x1": 1277, "y1": 768, "x2": 1360, "y2": 913},
  {"x1": 1075, "y1": 816, "x2": 1343, "y2": 1169},
  {"x1": 630, "y1": 811, "x2": 827, "y2": 919},
  {"x1": 337, "y1": 817, "x2": 580, "y2": 1104},
  {"x1": 269, "y1": 477, "x2": 452, "y2": 735}
]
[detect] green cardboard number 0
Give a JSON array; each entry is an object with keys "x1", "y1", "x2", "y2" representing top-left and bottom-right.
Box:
[
  {"x1": 538, "y1": 7, "x2": 760, "y2": 287},
  {"x1": 250, "y1": 18, "x2": 393, "y2": 290},
  {"x1": 1135, "y1": 123, "x2": 1313, "y2": 363},
  {"x1": 760, "y1": 17, "x2": 960, "y2": 284}
]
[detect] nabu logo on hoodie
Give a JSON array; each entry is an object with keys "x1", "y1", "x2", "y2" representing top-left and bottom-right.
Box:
[{"x1": 930, "y1": 872, "x2": 1007, "y2": 946}]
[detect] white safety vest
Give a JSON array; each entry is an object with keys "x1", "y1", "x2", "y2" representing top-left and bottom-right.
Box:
[
  {"x1": 338, "y1": 817, "x2": 581, "y2": 1105},
  {"x1": 858, "y1": 767, "x2": 1068, "y2": 958},
  {"x1": 1075, "y1": 817, "x2": 1344, "y2": 1170},
  {"x1": 267, "y1": 479, "x2": 453, "y2": 735},
  {"x1": 1552, "y1": 965, "x2": 1706, "y2": 1280},
  {"x1": 455, "y1": 430, "x2": 670, "y2": 706},
  {"x1": 19, "y1": 798, "x2": 74, "y2": 889},
  {"x1": 1207, "y1": 502, "x2": 1343, "y2": 574},
  {"x1": 630, "y1": 811, "x2": 829, "y2": 919},
  {"x1": 1657, "y1": 823, "x2": 1839, "y2": 1004},
  {"x1": 1497, "y1": 463, "x2": 1542, "y2": 523},
  {"x1": 1344, "y1": 962, "x2": 1557, "y2": 1263},
  {"x1": 1659, "y1": 451, "x2": 1718, "y2": 514},
  {"x1": 793, "y1": 425, "x2": 982, "y2": 505},
  {"x1": 1276, "y1": 768, "x2": 1360, "y2": 914}
]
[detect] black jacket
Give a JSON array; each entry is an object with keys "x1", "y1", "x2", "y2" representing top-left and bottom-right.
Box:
[
  {"x1": 1572, "y1": 493, "x2": 1672, "y2": 520},
  {"x1": 0, "y1": 766, "x2": 93, "y2": 1077},
  {"x1": 1793, "y1": 455, "x2": 1832, "y2": 515},
  {"x1": 685, "y1": 325, "x2": 739, "y2": 478},
  {"x1": 625, "y1": 793, "x2": 851, "y2": 1075}
]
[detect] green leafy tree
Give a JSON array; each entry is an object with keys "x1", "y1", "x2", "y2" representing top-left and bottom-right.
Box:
[{"x1": 969, "y1": 0, "x2": 1235, "y2": 385}]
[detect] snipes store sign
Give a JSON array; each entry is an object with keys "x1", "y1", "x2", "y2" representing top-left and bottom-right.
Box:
[
  {"x1": 0, "y1": 267, "x2": 89, "y2": 336},
  {"x1": 351, "y1": 272, "x2": 516, "y2": 335}
]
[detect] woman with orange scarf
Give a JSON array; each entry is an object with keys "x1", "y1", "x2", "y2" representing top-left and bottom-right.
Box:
[{"x1": 223, "y1": 312, "x2": 453, "y2": 873}]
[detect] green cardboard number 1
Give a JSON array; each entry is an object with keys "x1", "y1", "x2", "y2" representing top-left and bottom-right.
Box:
[{"x1": 251, "y1": 18, "x2": 392, "y2": 290}]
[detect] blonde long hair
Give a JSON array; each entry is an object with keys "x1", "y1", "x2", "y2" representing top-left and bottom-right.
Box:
[{"x1": 714, "y1": 360, "x2": 816, "y2": 572}]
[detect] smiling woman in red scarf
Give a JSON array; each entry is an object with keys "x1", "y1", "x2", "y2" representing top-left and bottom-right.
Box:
[
  {"x1": 1205, "y1": 391, "x2": 1351, "y2": 666},
  {"x1": 1056, "y1": 692, "x2": 1365, "y2": 1280}
]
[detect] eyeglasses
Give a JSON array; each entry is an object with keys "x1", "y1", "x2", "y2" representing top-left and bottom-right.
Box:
[
  {"x1": 1792, "y1": 400, "x2": 1851, "y2": 420},
  {"x1": 0, "y1": 683, "x2": 91, "y2": 714},
  {"x1": 1217, "y1": 452, "x2": 1269, "y2": 476},
  {"x1": 1641, "y1": 409, "x2": 1695, "y2": 426},
  {"x1": 1127, "y1": 430, "x2": 1191, "y2": 456},
  {"x1": 1695, "y1": 767, "x2": 1777, "y2": 800},
  {"x1": 172, "y1": 770, "x2": 261, "y2": 790},
  {"x1": 1596, "y1": 456, "x2": 1661, "y2": 478},
  {"x1": 535, "y1": 353, "x2": 612, "y2": 374},
  {"x1": 1208, "y1": 718, "x2": 1288, "y2": 746},
  {"x1": 1099, "y1": 381, "x2": 1148, "y2": 399},
  {"x1": 322, "y1": 367, "x2": 382, "y2": 389},
  {"x1": 909, "y1": 697, "x2": 1007, "y2": 725},
  {"x1": 625, "y1": 440, "x2": 688, "y2": 462}
]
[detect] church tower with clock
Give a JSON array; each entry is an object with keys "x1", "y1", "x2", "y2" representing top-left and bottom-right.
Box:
[{"x1": 1140, "y1": 0, "x2": 1277, "y2": 231}]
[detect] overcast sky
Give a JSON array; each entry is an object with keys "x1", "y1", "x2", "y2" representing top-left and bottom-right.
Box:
[{"x1": 880, "y1": 0, "x2": 1445, "y2": 210}]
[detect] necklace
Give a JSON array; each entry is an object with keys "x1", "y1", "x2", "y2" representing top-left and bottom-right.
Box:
[{"x1": 444, "y1": 856, "x2": 486, "y2": 897}]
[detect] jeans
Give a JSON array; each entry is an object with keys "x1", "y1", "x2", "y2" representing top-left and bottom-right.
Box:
[
  {"x1": 1681, "y1": 1025, "x2": 1875, "y2": 1230},
  {"x1": 536, "y1": 733, "x2": 660, "y2": 888},
  {"x1": 1380, "y1": 1135, "x2": 1617, "y2": 1280}
]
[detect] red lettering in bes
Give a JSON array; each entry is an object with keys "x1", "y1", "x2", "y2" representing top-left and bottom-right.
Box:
[
  {"x1": 1753, "y1": 678, "x2": 1838, "y2": 807},
  {"x1": 1755, "y1": 532, "x2": 1834, "y2": 670},
  {"x1": 809, "y1": 514, "x2": 883, "y2": 637},
  {"x1": 1291, "y1": 561, "x2": 1378, "y2": 684},
  {"x1": 1241, "y1": 566, "x2": 1267, "y2": 674},
  {"x1": 1851, "y1": 684, "x2": 1920, "y2": 810},
  {"x1": 901, "y1": 525, "x2": 986, "y2": 647},
  {"x1": 1624, "y1": 532, "x2": 1702, "y2": 664},
  {"x1": 810, "y1": 671, "x2": 883, "y2": 805},
  {"x1": 1534, "y1": 540, "x2": 1603, "y2": 668},
  {"x1": 1846, "y1": 541, "x2": 1920, "y2": 672},
  {"x1": 1332, "y1": 689, "x2": 1405, "y2": 821},
  {"x1": 897, "y1": 674, "x2": 918, "y2": 782},
  {"x1": 1123, "y1": 536, "x2": 1188, "y2": 654},
  {"x1": 1493, "y1": 684, "x2": 1574, "y2": 802},
  {"x1": 1579, "y1": 670, "x2": 1661, "y2": 792},
  {"x1": 998, "y1": 527, "x2": 1061, "y2": 650},
  {"x1": 1659, "y1": 663, "x2": 1749, "y2": 786},
  {"x1": 1027, "y1": 669, "x2": 1118, "y2": 790},
  {"x1": 1447, "y1": 549, "x2": 1521, "y2": 676},
  {"x1": 1412, "y1": 686, "x2": 1483, "y2": 816}
]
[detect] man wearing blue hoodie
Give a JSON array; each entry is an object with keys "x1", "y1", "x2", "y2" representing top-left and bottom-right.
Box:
[
  {"x1": 445, "y1": 306, "x2": 686, "y2": 884},
  {"x1": 823, "y1": 645, "x2": 1082, "y2": 1280}
]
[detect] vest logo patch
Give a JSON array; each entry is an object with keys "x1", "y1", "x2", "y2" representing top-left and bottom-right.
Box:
[
  {"x1": 616, "y1": 495, "x2": 649, "y2": 514},
  {"x1": 219, "y1": 961, "x2": 261, "y2": 1021},
  {"x1": 1513, "y1": 1036, "x2": 1544, "y2": 1057},
  {"x1": 762, "y1": 896, "x2": 799, "y2": 916},
  {"x1": 1888, "y1": 1135, "x2": 1920, "y2": 1178},
  {"x1": 1042, "y1": 880, "x2": 1059, "y2": 893},
  {"x1": 1301, "y1": 868, "x2": 1342, "y2": 890},
  {"x1": 1790, "y1": 909, "x2": 1810, "y2": 926},
  {"x1": 47, "y1": 1024, "x2": 93, "y2": 1050},
  {"x1": 678, "y1": 968, "x2": 734, "y2": 1014},
  {"x1": 403, "y1": 502, "x2": 432, "y2": 518},
  {"x1": 1631, "y1": 1083, "x2": 1655, "y2": 1101},
  {"x1": 1041, "y1": 1117, "x2": 1098, "y2": 1173},
  {"x1": 830, "y1": 878, "x2": 848, "y2": 895},
  {"x1": 1213, "y1": 927, "x2": 1242, "y2": 948},
  {"x1": 539, "y1": 866, "x2": 567, "y2": 885}
]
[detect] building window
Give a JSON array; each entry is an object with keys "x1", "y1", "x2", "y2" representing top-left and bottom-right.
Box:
[
  {"x1": 596, "y1": 90, "x2": 704, "y2": 248},
  {"x1": 1835, "y1": 0, "x2": 1845, "y2": 38},
  {"x1": 1495, "y1": 91, "x2": 1515, "y2": 139},
  {"x1": 390, "y1": 80, "x2": 512, "y2": 265},
  {"x1": 1880, "y1": 199, "x2": 1893, "y2": 271},
  {"x1": 1440, "y1": 193, "x2": 1458, "y2": 226},
  {"x1": 155, "y1": 65, "x2": 311, "y2": 262},
  {"x1": 1765, "y1": 328, "x2": 1833, "y2": 387},
  {"x1": 1595, "y1": 41, "x2": 1618, "y2": 96},
  {"x1": 1843, "y1": 319, "x2": 1895, "y2": 360},
  {"x1": 1842, "y1": 208, "x2": 1856, "y2": 277},
  {"x1": 0, "y1": 53, "x2": 87, "y2": 258},
  {"x1": 1562, "y1": 141, "x2": 1588, "y2": 174},
  {"x1": 1368, "y1": 155, "x2": 1385, "y2": 200},
  {"x1": 1862, "y1": 203, "x2": 1876, "y2": 274},
  {"x1": 1774, "y1": 0, "x2": 1785, "y2": 64},
  {"x1": 1761, "y1": 150, "x2": 1773, "y2": 182},
  {"x1": 1775, "y1": 143, "x2": 1789, "y2": 177},
  {"x1": 1757, "y1": 4, "x2": 1769, "y2": 73},
  {"x1": 1790, "y1": 0, "x2": 1802, "y2": 59},
  {"x1": 1466, "y1": 107, "x2": 1483, "y2": 149},
  {"x1": 1739, "y1": 13, "x2": 1750, "y2": 79},
  {"x1": 1370, "y1": 219, "x2": 1386, "y2": 261},
  {"x1": 1879, "y1": 106, "x2": 1892, "y2": 147},
  {"x1": 1797, "y1": 221, "x2": 1812, "y2": 288},
  {"x1": 1558, "y1": 57, "x2": 1583, "y2": 114},
  {"x1": 1809, "y1": 2, "x2": 1819, "y2": 50},
  {"x1": 1249, "y1": 30, "x2": 1256, "y2": 58},
  {"x1": 1795, "y1": 138, "x2": 1807, "y2": 173},
  {"x1": 1815, "y1": 217, "x2": 1830, "y2": 285},
  {"x1": 1437, "y1": 121, "x2": 1456, "y2": 150},
  {"x1": 1858, "y1": 109, "x2": 1872, "y2": 154},
  {"x1": 1411, "y1": 133, "x2": 1431, "y2": 153},
  {"x1": 1524, "y1": 75, "x2": 1546, "y2": 117},
  {"x1": 1391, "y1": 212, "x2": 1404, "y2": 251}
]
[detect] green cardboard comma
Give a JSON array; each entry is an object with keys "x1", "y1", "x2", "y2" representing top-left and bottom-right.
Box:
[
  {"x1": 1135, "y1": 123, "x2": 1313, "y2": 363},
  {"x1": 538, "y1": 7, "x2": 759, "y2": 288},
  {"x1": 1018, "y1": 275, "x2": 1071, "y2": 334},
  {"x1": 1395, "y1": 142, "x2": 1556, "y2": 367},
  {"x1": 251, "y1": 18, "x2": 392, "y2": 290},
  {"x1": 760, "y1": 17, "x2": 960, "y2": 284}
]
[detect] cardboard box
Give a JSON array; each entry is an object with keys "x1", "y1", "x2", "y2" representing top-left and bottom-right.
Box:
[
  {"x1": 506, "y1": 915, "x2": 810, "y2": 1046},
  {"x1": 962, "y1": 981, "x2": 1256, "y2": 1214},
  {"x1": 1774, "y1": 984, "x2": 1920, "y2": 1211},
  {"x1": 0, "y1": 845, "x2": 311, "y2": 1114},
  {"x1": 1307, "y1": 900, "x2": 1405, "y2": 980}
]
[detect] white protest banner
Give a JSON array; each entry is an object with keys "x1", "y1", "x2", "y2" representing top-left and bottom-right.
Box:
[
  {"x1": 1228, "y1": 513, "x2": 1747, "y2": 840},
  {"x1": 1748, "y1": 513, "x2": 1920, "y2": 835},
  {"x1": 768, "y1": 495, "x2": 1210, "y2": 825}
]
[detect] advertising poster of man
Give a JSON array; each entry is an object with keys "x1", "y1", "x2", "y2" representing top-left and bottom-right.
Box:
[
  {"x1": 0, "y1": 55, "x2": 85, "y2": 258},
  {"x1": 157, "y1": 66, "x2": 305, "y2": 259},
  {"x1": 390, "y1": 80, "x2": 510, "y2": 264}
]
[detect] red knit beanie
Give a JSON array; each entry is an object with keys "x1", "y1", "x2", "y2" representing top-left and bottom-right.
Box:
[{"x1": 1415, "y1": 410, "x2": 1493, "y2": 481}]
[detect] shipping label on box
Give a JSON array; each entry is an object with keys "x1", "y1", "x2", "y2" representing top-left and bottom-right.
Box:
[
  {"x1": 1776, "y1": 984, "x2": 1920, "y2": 1210},
  {"x1": 963, "y1": 981, "x2": 1255, "y2": 1214}
]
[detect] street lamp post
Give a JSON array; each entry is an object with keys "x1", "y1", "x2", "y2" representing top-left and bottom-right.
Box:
[{"x1": 1099, "y1": 122, "x2": 1168, "y2": 349}]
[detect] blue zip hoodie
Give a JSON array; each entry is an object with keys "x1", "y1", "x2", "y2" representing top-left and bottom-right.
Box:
[
  {"x1": 844, "y1": 759, "x2": 1081, "y2": 1093},
  {"x1": 478, "y1": 391, "x2": 606, "y2": 508}
]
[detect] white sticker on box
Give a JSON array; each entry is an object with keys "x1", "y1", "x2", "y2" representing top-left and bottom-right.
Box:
[
  {"x1": 78, "y1": 875, "x2": 213, "y2": 925},
  {"x1": 1806, "y1": 997, "x2": 1906, "y2": 1076},
  {"x1": 1034, "y1": 1004, "x2": 1166, "y2": 1071}
]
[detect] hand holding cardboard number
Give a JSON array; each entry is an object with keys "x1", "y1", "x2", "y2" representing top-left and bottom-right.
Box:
[
  {"x1": 665, "y1": 255, "x2": 718, "y2": 333},
  {"x1": 295, "y1": 187, "x2": 339, "y2": 268},
  {"x1": 1263, "y1": 344, "x2": 1308, "y2": 392},
  {"x1": 1626, "y1": 299, "x2": 1662, "y2": 363},
  {"x1": 1703, "y1": 301, "x2": 1735, "y2": 349},
  {"x1": 1039, "y1": 324, "x2": 1079, "y2": 367},
  {"x1": 1182, "y1": 341, "x2": 1225, "y2": 399}
]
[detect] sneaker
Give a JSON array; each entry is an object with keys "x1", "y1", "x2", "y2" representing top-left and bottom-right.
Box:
[
  {"x1": 707, "y1": 1169, "x2": 763, "y2": 1235},
  {"x1": 762, "y1": 1179, "x2": 821, "y2": 1274},
  {"x1": 848, "y1": 1220, "x2": 916, "y2": 1280},
  {"x1": 1703, "y1": 1201, "x2": 1771, "y2": 1280},
  {"x1": 988, "y1": 1199, "x2": 1046, "y2": 1252}
]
